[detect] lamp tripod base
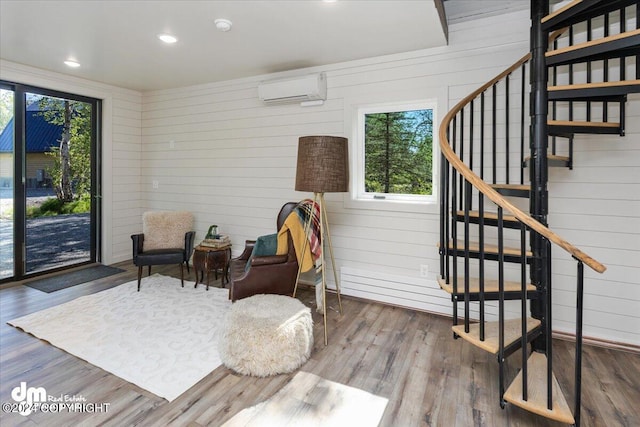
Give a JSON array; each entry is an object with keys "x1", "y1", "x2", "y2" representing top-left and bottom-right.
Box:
[{"x1": 293, "y1": 193, "x2": 343, "y2": 346}]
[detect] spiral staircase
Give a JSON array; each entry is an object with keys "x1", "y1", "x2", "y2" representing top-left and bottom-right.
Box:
[{"x1": 438, "y1": 1, "x2": 639, "y2": 425}]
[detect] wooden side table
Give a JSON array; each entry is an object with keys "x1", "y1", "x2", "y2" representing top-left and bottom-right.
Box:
[{"x1": 193, "y1": 244, "x2": 232, "y2": 290}]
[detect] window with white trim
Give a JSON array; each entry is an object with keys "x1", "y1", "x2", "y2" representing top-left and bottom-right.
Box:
[{"x1": 354, "y1": 100, "x2": 437, "y2": 204}]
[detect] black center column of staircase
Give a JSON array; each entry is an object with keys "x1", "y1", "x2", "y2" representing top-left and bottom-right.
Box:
[{"x1": 529, "y1": 0, "x2": 550, "y2": 352}]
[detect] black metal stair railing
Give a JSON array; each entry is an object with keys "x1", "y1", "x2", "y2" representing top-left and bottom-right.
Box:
[
  {"x1": 440, "y1": 54, "x2": 532, "y2": 317},
  {"x1": 436, "y1": 1, "x2": 640, "y2": 424},
  {"x1": 547, "y1": 2, "x2": 639, "y2": 143},
  {"x1": 438, "y1": 48, "x2": 607, "y2": 424}
]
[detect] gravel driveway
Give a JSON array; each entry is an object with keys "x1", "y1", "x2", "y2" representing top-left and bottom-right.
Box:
[{"x1": 0, "y1": 212, "x2": 90, "y2": 278}]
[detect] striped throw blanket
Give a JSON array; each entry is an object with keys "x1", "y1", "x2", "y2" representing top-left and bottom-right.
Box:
[
  {"x1": 295, "y1": 199, "x2": 322, "y2": 261},
  {"x1": 295, "y1": 199, "x2": 324, "y2": 312},
  {"x1": 277, "y1": 199, "x2": 325, "y2": 311}
]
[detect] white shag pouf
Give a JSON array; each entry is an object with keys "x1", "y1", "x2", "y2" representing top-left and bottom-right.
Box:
[{"x1": 219, "y1": 294, "x2": 314, "y2": 377}]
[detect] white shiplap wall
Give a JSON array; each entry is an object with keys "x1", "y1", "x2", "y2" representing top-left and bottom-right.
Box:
[
  {"x1": 549, "y1": 96, "x2": 640, "y2": 344},
  {"x1": 0, "y1": 60, "x2": 143, "y2": 265},
  {"x1": 141, "y1": 9, "x2": 639, "y2": 346},
  {"x1": 2, "y1": 8, "x2": 637, "y2": 347}
]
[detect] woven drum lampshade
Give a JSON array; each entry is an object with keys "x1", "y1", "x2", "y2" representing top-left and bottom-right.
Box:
[{"x1": 295, "y1": 136, "x2": 349, "y2": 193}]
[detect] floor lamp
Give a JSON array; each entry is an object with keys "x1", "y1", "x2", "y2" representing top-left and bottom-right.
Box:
[{"x1": 293, "y1": 135, "x2": 348, "y2": 345}]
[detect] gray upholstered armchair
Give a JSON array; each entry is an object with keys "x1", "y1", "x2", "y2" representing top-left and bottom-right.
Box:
[{"x1": 131, "y1": 211, "x2": 195, "y2": 291}]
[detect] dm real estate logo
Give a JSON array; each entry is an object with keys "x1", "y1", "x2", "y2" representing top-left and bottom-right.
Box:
[
  {"x1": 11, "y1": 382, "x2": 46, "y2": 416},
  {"x1": 5, "y1": 382, "x2": 110, "y2": 417}
]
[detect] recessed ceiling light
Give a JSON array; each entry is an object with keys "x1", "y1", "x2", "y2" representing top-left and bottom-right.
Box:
[
  {"x1": 64, "y1": 59, "x2": 80, "y2": 68},
  {"x1": 323, "y1": 0, "x2": 338, "y2": 3},
  {"x1": 158, "y1": 34, "x2": 178, "y2": 44},
  {"x1": 214, "y1": 19, "x2": 233, "y2": 32}
]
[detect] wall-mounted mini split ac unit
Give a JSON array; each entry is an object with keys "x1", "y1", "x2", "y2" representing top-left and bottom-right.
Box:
[{"x1": 258, "y1": 73, "x2": 327, "y2": 106}]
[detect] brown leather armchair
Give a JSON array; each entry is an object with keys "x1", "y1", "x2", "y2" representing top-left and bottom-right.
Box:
[{"x1": 229, "y1": 202, "x2": 299, "y2": 301}]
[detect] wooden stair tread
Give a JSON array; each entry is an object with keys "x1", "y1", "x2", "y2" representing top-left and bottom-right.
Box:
[
  {"x1": 547, "y1": 120, "x2": 621, "y2": 136},
  {"x1": 452, "y1": 318, "x2": 541, "y2": 354},
  {"x1": 548, "y1": 120, "x2": 619, "y2": 128},
  {"x1": 547, "y1": 154, "x2": 570, "y2": 161},
  {"x1": 548, "y1": 79, "x2": 640, "y2": 92},
  {"x1": 541, "y1": 0, "x2": 633, "y2": 32},
  {"x1": 446, "y1": 240, "x2": 533, "y2": 258},
  {"x1": 548, "y1": 120, "x2": 621, "y2": 135},
  {"x1": 490, "y1": 184, "x2": 531, "y2": 198},
  {"x1": 548, "y1": 79, "x2": 640, "y2": 101},
  {"x1": 455, "y1": 210, "x2": 519, "y2": 223},
  {"x1": 491, "y1": 184, "x2": 531, "y2": 191},
  {"x1": 455, "y1": 210, "x2": 524, "y2": 229},
  {"x1": 524, "y1": 154, "x2": 570, "y2": 162},
  {"x1": 438, "y1": 276, "x2": 535, "y2": 295},
  {"x1": 549, "y1": 28, "x2": 640, "y2": 54},
  {"x1": 541, "y1": 0, "x2": 583, "y2": 24},
  {"x1": 545, "y1": 29, "x2": 640, "y2": 65},
  {"x1": 504, "y1": 352, "x2": 575, "y2": 424},
  {"x1": 523, "y1": 155, "x2": 571, "y2": 168}
]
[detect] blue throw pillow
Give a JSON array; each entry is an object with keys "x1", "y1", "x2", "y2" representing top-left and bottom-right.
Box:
[{"x1": 245, "y1": 233, "x2": 278, "y2": 272}]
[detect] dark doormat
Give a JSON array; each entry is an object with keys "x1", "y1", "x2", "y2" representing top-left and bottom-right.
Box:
[{"x1": 25, "y1": 265, "x2": 126, "y2": 293}]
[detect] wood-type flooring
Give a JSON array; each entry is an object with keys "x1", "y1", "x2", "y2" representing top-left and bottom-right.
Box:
[{"x1": 0, "y1": 262, "x2": 638, "y2": 426}]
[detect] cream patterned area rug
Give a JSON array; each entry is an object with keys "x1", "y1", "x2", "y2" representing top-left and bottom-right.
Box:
[
  {"x1": 8, "y1": 274, "x2": 231, "y2": 402},
  {"x1": 223, "y1": 371, "x2": 388, "y2": 426}
]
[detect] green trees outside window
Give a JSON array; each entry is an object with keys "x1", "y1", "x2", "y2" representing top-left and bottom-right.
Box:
[
  {"x1": 34, "y1": 94, "x2": 92, "y2": 204},
  {"x1": 364, "y1": 108, "x2": 433, "y2": 196}
]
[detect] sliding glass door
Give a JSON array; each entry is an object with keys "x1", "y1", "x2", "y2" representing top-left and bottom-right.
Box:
[
  {"x1": 0, "y1": 85, "x2": 14, "y2": 280},
  {"x1": 0, "y1": 82, "x2": 101, "y2": 282}
]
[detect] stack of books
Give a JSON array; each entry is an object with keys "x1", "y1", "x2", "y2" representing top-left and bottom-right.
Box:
[{"x1": 199, "y1": 234, "x2": 231, "y2": 249}]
